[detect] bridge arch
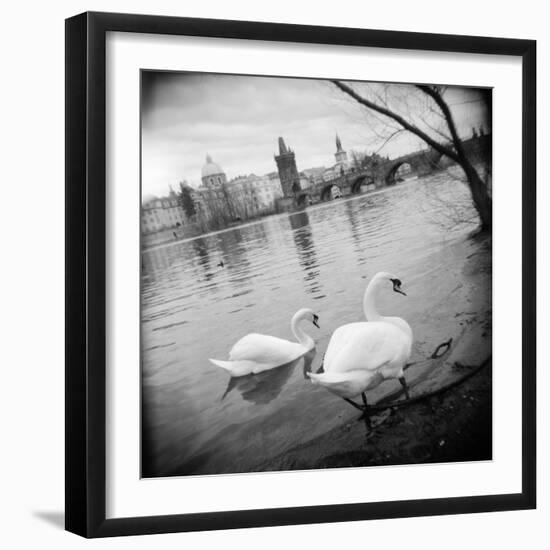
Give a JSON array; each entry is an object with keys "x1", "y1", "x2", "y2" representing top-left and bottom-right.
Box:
[
  {"x1": 296, "y1": 192, "x2": 310, "y2": 208},
  {"x1": 394, "y1": 162, "x2": 413, "y2": 180},
  {"x1": 351, "y1": 175, "x2": 373, "y2": 194},
  {"x1": 385, "y1": 149, "x2": 443, "y2": 183},
  {"x1": 320, "y1": 184, "x2": 340, "y2": 201},
  {"x1": 385, "y1": 161, "x2": 410, "y2": 185}
]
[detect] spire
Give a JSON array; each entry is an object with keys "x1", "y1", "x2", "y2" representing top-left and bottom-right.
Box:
[
  {"x1": 336, "y1": 133, "x2": 343, "y2": 153},
  {"x1": 206, "y1": 153, "x2": 213, "y2": 164},
  {"x1": 278, "y1": 137, "x2": 288, "y2": 155}
]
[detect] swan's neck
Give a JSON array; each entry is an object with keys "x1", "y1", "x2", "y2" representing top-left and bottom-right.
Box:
[
  {"x1": 363, "y1": 278, "x2": 383, "y2": 321},
  {"x1": 291, "y1": 316, "x2": 314, "y2": 349}
]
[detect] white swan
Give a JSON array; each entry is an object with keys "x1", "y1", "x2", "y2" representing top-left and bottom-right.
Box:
[
  {"x1": 209, "y1": 308, "x2": 320, "y2": 377},
  {"x1": 308, "y1": 272, "x2": 412, "y2": 417}
]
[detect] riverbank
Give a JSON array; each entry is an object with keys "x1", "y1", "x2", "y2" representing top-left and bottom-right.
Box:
[
  {"x1": 254, "y1": 360, "x2": 491, "y2": 472},
  {"x1": 252, "y1": 232, "x2": 493, "y2": 472}
]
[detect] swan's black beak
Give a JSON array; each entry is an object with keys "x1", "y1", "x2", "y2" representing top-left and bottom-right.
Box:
[
  {"x1": 391, "y1": 278, "x2": 407, "y2": 296},
  {"x1": 313, "y1": 314, "x2": 320, "y2": 329}
]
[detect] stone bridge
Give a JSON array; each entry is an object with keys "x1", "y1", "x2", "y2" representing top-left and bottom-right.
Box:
[{"x1": 294, "y1": 147, "x2": 443, "y2": 206}]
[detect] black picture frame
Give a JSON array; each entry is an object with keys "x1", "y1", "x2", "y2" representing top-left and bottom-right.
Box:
[{"x1": 65, "y1": 11, "x2": 536, "y2": 538}]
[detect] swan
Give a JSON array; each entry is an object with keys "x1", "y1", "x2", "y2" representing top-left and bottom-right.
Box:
[
  {"x1": 308, "y1": 272, "x2": 412, "y2": 422},
  {"x1": 209, "y1": 308, "x2": 320, "y2": 377}
]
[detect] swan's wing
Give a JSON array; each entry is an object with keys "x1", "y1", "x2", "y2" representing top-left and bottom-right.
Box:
[
  {"x1": 209, "y1": 358, "x2": 258, "y2": 377},
  {"x1": 325, "y1": 322, "x2": 409, "y2": 374},
  {"x1": 384, "y1": 316, "x2": 413, "y2": 343},
  {"x1": 323, "y1": 322, "x2": 364, "y2": 368},
  {"x1": 228, "y1": 333, "x2": 303, "y2": 366},
  {"x1": 308, "y1": 369, "x2": 376, "y2": 398}
]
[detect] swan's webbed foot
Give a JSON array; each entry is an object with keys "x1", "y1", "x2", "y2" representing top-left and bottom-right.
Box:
[{"x1": 399, "y1": 376, "x2": 410, "y2": 400}]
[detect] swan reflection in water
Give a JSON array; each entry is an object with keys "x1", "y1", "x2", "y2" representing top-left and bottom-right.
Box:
[{"x1": 221, "y1": 349, "x2": 317, "y2": 405}]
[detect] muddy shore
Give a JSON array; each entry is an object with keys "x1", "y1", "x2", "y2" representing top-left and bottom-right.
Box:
[{"x1": 254, "y1": 360, "x2": 492, "y2": 472}]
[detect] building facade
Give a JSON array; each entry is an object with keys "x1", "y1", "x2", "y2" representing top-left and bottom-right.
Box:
[
  {"x1": 228, "y1": 173, "x2": 284, "y2": 214},
  {"x1": 256, "y1": 173, "x2": 284, "y2": 210},
  {"x1": 192, "y1": 156, "x2": 284, "y2": 224},
  {"x1": 141, "y1": 188, "x2": 186, "y2": 234},
  {"x1": 228, "y1": 174, "x2": 260, "y2": 217}
]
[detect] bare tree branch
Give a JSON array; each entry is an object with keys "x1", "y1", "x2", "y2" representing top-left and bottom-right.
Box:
[
  {"x1": 332, "y1": 80, "x2": 461, "y2": 164},
  {"x1": 416, "y1": 85, "x2": 468, "y2": 162},
  {"x1": 373, "y1": 128, "x2": 406, "y2": 155},
  {"x1": 332, "y1": 80, "x2": 492, "y2": 231}
]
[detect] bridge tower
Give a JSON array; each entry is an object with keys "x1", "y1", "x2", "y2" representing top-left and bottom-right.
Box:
[
  {"x1": 334, "y1": 133, "x2": 348, "y2": 168},
  {"x1": 274, "y1": 137, "x2": 301, "y2": 198}
]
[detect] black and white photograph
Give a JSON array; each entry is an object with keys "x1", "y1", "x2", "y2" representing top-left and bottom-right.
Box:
[
  {"x1": 140, "y1": 71, "x2": 493, "y2": 478},
  {"x1": 0, "y1": 0, "x2": 544, "y2": 543}
]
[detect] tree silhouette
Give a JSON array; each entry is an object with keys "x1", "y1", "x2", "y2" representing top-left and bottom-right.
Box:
[
  {"x1": 333, "y1": 81, "x2": 492, "y2": 231},
  {"x1": 178, "y1": 181, "x2": 197, "y2": 219}
]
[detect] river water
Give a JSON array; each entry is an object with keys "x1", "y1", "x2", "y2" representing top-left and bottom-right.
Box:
[{"x1": 141, "y1": 168, "x2": 492, "y2": 477}]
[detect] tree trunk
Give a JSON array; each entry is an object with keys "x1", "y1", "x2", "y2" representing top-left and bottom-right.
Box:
[{"x1": 460, "y1": 159, "x2": 492, "y2": 232}]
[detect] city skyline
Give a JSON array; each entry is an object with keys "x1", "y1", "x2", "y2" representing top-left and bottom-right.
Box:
[{"x1": 142, "y1": 72, "x2": 490, "y2": 198}]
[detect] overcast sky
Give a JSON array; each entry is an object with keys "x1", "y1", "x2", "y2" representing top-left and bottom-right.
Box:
[{"x1": 141, "y1": 72, "x2": 490, "y2": 197}]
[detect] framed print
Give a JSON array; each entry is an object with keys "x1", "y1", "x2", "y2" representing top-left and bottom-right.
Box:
[{"x1": 65, "y1": 11, "x2": 536, "y2": 538}]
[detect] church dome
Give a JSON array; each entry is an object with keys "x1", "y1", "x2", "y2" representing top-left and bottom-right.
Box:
[{"x1": 201, "y1": 154, "x2": 225, "y2": 178}]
